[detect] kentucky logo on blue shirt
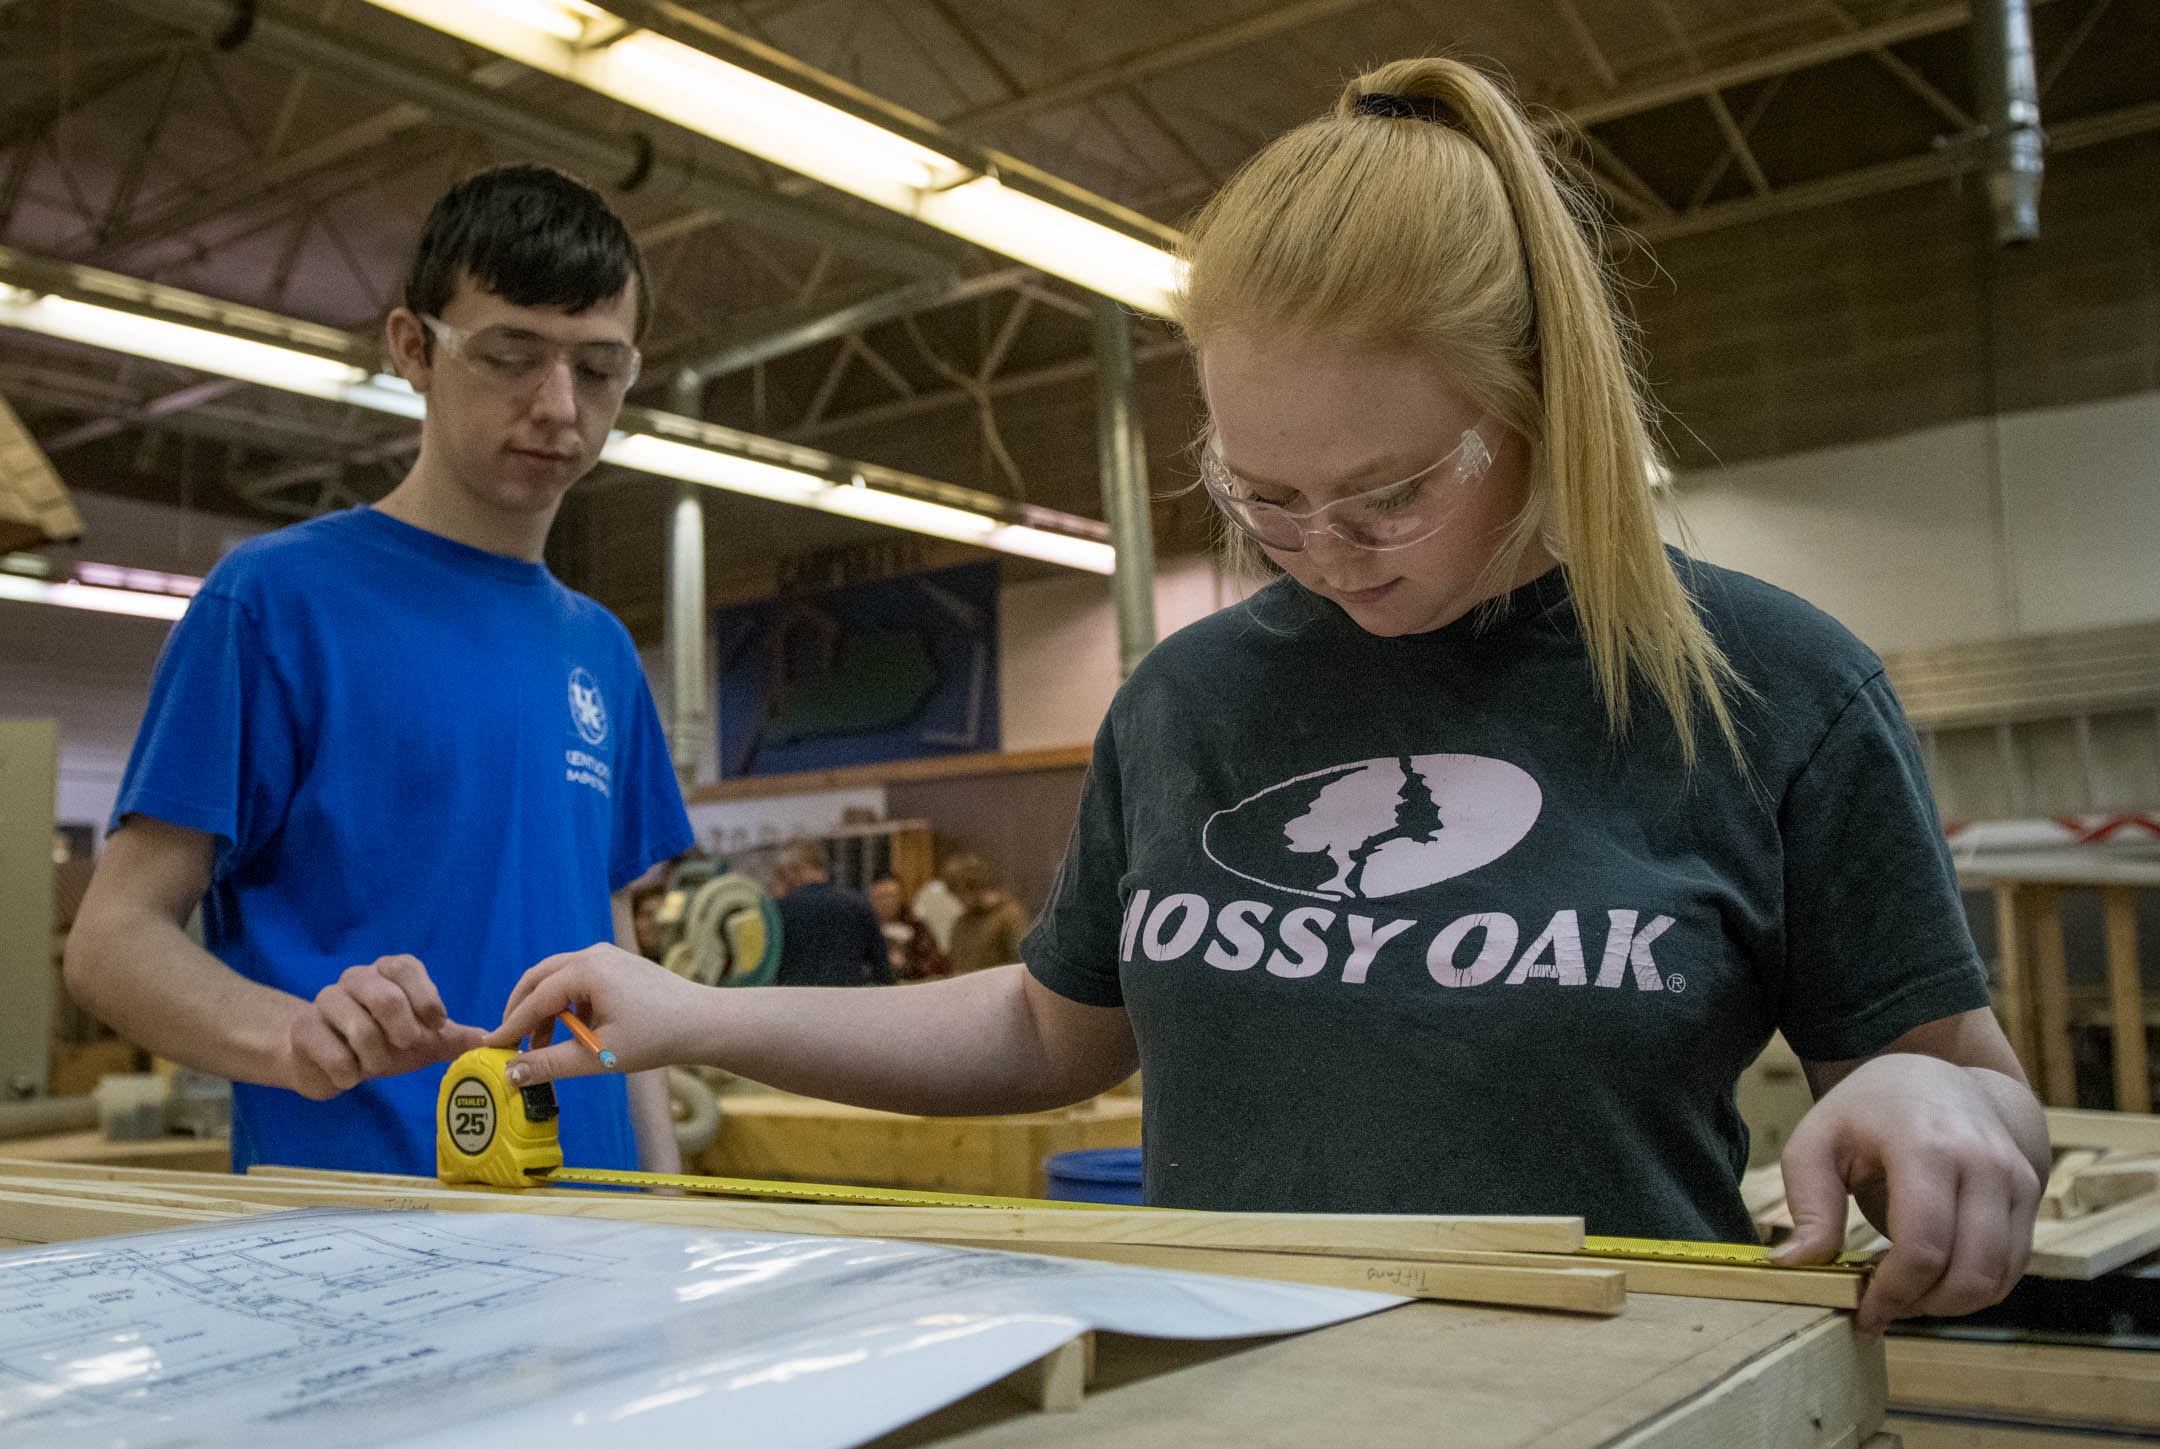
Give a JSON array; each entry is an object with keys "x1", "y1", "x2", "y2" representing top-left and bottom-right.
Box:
[
  {"x1": 566, "y1": 666, "x2": 614, "y2": 797},
  {"x1": 569, "y1": 666, "x2": 609, "y2": 746}
]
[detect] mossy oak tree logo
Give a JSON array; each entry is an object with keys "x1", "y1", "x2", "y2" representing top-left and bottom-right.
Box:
[{"x1": 1202, "y1": 754, "x2": 1542, "y2": 900}]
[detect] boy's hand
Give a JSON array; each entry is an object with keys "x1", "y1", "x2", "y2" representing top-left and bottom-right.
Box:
[
  {"x1": 491, "y1": 942, "x2": 707, "y2": 1084},
  {"x1": 285, "y1": 954, "x2": 487, "y2": 1099}
]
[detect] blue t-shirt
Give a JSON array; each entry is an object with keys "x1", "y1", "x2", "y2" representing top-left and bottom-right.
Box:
[{"x1": 113, "y1": 506, "x2": 694, "y2": 1175}]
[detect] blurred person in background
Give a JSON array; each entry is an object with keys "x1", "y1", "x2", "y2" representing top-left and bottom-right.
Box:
[
  {"x1": 870, "y1": 875, "x2": 949, "y2": 981},
  {"x1": 940, "y1": 854, "x2": 1030, "y2": 976},
  {"x1": 771, "y1": 841, "x2": 892, "y2": 988},
  {"x1": 909, "y1": 870, "x2": 962, "y2": 952}
]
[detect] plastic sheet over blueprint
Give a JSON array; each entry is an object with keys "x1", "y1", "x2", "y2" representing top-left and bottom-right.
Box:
[{"x1": 0, "y1": 1209, "x2": 1402, "y2": 1449}]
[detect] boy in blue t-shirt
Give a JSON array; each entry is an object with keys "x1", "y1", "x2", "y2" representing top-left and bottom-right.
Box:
[{"x1": 65, "y1": 165, "x2": 694, "y2": 1177}]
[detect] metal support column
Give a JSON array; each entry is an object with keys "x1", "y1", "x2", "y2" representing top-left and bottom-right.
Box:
[
  {"x1": 1093, "y1": 296, "x2": 1156, "y2": 678},
  {"x1": 665, "y1": 487, "x2": 710, "y2": 789},
  {"x1": 664, "y1": 370, "x2": 710, "y2": 789}
]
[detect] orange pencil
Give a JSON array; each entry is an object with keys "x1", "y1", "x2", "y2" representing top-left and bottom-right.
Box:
[{"x1": 556, "y1": 1010, "x2": 618, "y2": 1069}]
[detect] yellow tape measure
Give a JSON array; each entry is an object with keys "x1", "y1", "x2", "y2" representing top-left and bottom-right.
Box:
[
  {"x1": 1580, "y1": 1236, "x2": 1877, "y2": 1273},
  {"x1": 435, "y1": 1048, "x2": 1118, "y2": 1210},
  {"x1": 436, "y1": 1050, "x2": 1873, "y2": 1271}
]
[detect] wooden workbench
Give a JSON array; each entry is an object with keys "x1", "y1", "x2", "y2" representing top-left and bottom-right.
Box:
[
  {"x1": 699, "y1": 1091, "x2": 1142, "y2": 1198},
  {"x1": 879, "y1": 1295, "x2": 1884, "y2": 1449},
  {"x1": 0, "y1": 1162, "x2": 1891, "y2": 1448}
]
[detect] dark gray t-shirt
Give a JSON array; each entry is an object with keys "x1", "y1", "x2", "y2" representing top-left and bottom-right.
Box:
[{"x1": 1024, "y1": 557, "x2": 1986, "y2": 1240}]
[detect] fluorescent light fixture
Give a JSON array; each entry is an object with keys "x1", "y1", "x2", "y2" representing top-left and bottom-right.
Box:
[
  {"x1": 359, "y1": 0, "x2": 1187, "y2": 314},
  {"x1": 814, "y1": 479, "x2": 1000, "y2": 540},
  {"x1": 984, "y1": 525, "x2": 1116, "y2": 573},
  {"x1": 0, "y1": 571, "x2": 191, "y2": 620},
  {"x1": 75, "y1": 561, "x2": 201, "y2": 597},
  {"x1": 600, "y1": 432, "x2": 824, "y2": 505},
  {"x1": 915, "y1": 177, "x2": 1186, "y2": 318},
  {"x1": 1, "y1": 261, "x2": 1115, "y2": 573},
  {"x1": 0, "y1": 291, "x2": 360, "y2": 395},
  {"x1": 0, "y1": 288, "x2": 423, "y2": 418},
  {"x1": 604, "y1": 30, "x2": 969, "y2": 206},
  {"x1": 600, "y1": 437, "x2": 1115, "y2": 573}
]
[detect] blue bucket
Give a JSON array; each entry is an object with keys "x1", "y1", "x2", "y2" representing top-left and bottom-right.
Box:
[{"x1": 1042, "y1": 1146, "x2": 1144, "y2": 1205}]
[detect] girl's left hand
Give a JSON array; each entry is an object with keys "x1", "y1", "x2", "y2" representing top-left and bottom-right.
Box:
[{"x1": 1774, "y1": 1052, "x2": 2041, "y2": 1335}]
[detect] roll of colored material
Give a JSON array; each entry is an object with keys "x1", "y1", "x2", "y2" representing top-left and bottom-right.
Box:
[{"x1": 1043, "y1": 1146, "x2": 1145, "y2": 1205}]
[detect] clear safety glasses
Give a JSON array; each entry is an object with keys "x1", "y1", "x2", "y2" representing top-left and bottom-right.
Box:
[
  {"x1": 421, "y1": 315, "x2": 642, "y2": 406},
  {"x1": 1199, "y1": 424, "x2": 1493, "y2": 553}
]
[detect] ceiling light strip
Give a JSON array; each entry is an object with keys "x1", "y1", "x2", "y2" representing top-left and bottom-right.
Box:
[
  {"x1": 0, "y1": 572, "x2": 192, "y2": 621},
  {"x1": 0, "y1": 265, "x2": 1114, "y2": 574},
  {"x1": 358, "y1": 0, "x2": 1187, "y2": 315}
]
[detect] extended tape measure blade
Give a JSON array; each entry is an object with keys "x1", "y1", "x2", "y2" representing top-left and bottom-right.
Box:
[{"x1": 1578, "y1": 1235, "x2": 1875, "y2": 1273}]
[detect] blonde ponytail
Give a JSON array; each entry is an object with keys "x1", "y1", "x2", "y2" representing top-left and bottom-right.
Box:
[{"x1": 1179, "y1": 58, "x2": 1742, "y2": 768}]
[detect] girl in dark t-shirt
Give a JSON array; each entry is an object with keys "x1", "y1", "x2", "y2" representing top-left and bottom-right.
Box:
[{"x1": 491, "y1": 56, "x2": 2048, "y2": 1339}]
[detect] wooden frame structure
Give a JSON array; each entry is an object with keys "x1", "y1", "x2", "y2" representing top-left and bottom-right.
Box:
[{"x1": 1963, "y1": 857, "x2": 2157, "y2": 1114}]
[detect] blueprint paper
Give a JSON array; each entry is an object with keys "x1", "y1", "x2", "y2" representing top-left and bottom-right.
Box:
[{"x1": 0, "y1": 1209, "x2": 1401, "y2": 1449}]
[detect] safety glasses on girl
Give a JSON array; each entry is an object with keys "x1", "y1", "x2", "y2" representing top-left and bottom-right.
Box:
[{"x1": 1199, "y1": 424, "x2": 1492, "y2": 552}]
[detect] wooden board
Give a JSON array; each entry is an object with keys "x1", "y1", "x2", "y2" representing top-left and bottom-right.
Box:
[
  {"x1": 0, "y1": 1186, "x2": 239, "y2": 1240},
  {"x1": 920, "y1": 1237, "x2": 1628, "y2": 1316},
  {"x1": 2024, "y1": 1187, "x2": 2160, "y2": 1278},
  {"x1": 937, "y1": 1232, "x2": 1862, "y2": 1311},
  {"x1": 2046, "y1": 1108, "x2": 2160, "y2": 1154},
  {"x1": 0, "y1": 1131, "x2": 230, "y2": 1172},
  {"x1": 1885, "y1": 1417, "x2": 2150, "y2": 1449},
  {"x1": 2102, "y1": 886, "x2": 2151, "y2": 1114},
  {"x1": 235, "y1": 1178, "x2": 1583, "y2": 1256},
  {"x1": 1886, "y1": 1336, "x2": 2160, "y2": 1432},
  {"x1": 2028, "y1": 887, "x2": 2078, "y2": 1109}
]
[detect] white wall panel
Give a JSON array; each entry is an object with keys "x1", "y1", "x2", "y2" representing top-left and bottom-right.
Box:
[
  {"x1": 1664, "y1": 417, "x2": 2013, "y2": 651},
  {"x1": 1997, "y1": 390, "x2": 2160, "y2": 633},
  {"x1": 1000, "y1": 556, "x2": 1254, "y2": 753}
]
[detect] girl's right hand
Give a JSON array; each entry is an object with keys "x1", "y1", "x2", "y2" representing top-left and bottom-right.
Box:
[{"x1": 490, "y1": 942, "x2": 708, "y2": 1084}]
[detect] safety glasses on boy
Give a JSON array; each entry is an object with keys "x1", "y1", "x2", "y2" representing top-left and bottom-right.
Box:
[{"x1": 422, "y1": 314, "x2": 641, "y2": 406}]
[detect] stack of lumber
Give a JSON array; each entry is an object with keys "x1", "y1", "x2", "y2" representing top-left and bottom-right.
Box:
[
  {"x1": 1740, "y1": 1106, "x2": 2160, "y2": 1281},
  {"x1": 1885, "y1": 1336, "x2": 2160, "y2": 1445},
  {"x1": 0, "y1": 1158, "x2": 1872, "y2": 1320}
]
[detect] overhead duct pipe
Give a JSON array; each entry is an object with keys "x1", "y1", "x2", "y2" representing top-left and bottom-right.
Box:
[{"x1": 1971, "y1": 0, "x2": 2045, "y2": 245}]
